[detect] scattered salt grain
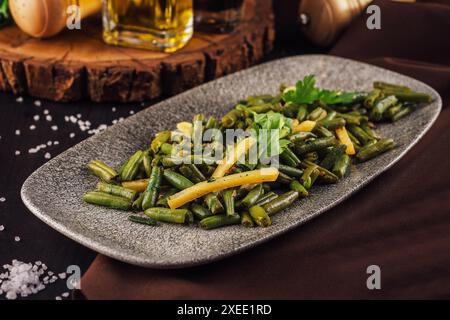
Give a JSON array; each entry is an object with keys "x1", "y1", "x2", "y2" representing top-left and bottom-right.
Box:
[
  {"x1": 47, "y1": 271, "x2": 54, "y2": 276},
  {"x1": 129, "y1": 110, "x2": 135, "y2": 115},
  {"x1": 29, "y1": 125, "x2": 36, "y2": 130},
  {"x1": 34, "y1": 100, "x2": 42, "y2": 107},
  {"x1": 55, "y1": 296, "x2": 62, "y2": 300},
  {"x1": 47, "y1": 141, "x2": 53, "y2": 146},
  {"x1": 0, "y1": 197, "x2": 6, "y2": 202},
  {"x1": 43, "y1": 110, "x2": 50, "y2": 115},
  {"x1": 44, "y1": 152, "x2": 51, "y2": 159},
  {"x1": 54, "y1": 141, "x2": 59, "y2": 145},
  {"x1": 69, "y1": 133, "x2": 75, "y2": 138},
  {"x1": 46, "y1": 115, "x2": 52, "y2": 122},
  {"x1": 16, "y1": 97, "x2": 23, "y2": 103},
  {"x1": 77, "y1": 114, "x2": 82, "y2": 119},
  {"x1": 0, "y1": 225, "x2": 4, "y2": 231},
  {"x1": 14, "y1": 236, "x2": 20, "y2": 242},
  {"x1": 70, "y1": 116, "x2": 77, "y2": 123},
  {"x1": 51, "y1": 125, "x2": 58, "y2": 131},
  {"x1": 15, "y1": 150, "x2": 20, "y2": 156},
  {"x1": 15, "y1": 130, "x2": 20, "y2": 136},
  {"x1": 112, "y1": 107, "x2": 116, "y2": 112},
  {"x1": 64, "y1": 116, "x2": 69, "y2": 122},
  {"x1": 62, "y1": 292, "x2": 70, "y2": 298},
  {"x1": 58, "y1": 273, "x2": 66, "y2": 279},
  {"x1": 33, "y1": 115, "x2": 40, "y2": 121}
]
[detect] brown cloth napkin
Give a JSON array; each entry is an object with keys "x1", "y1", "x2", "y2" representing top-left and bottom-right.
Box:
[{"x1": 81, "y1": 0, "x2": 450, "y2": 299}]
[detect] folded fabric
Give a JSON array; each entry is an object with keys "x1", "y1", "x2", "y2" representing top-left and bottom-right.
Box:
[{"x1": 81, "y1": 0, "x2": 450, "y2": 299}]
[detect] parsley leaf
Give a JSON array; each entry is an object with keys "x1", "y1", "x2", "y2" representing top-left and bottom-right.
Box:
[{"x1": 282, "y1": 75, "x2": 357, "y2": 105}]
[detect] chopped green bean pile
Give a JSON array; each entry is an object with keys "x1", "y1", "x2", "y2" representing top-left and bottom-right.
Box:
[{"x1": 82, "y1": 75, "x2": 432, "y2": 229}]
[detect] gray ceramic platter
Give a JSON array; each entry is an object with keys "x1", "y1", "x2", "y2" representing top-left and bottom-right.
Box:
[{"x1": 21, "y1": 55, "x2": 442, "y2": 268}]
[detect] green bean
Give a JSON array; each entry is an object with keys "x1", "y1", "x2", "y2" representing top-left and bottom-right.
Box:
[
  {"x1": 300, "y1": 164, "x2": 320, "y2": 189},
  {"x1": 277, "y1": 171, "x2": 294, "y2": 184},
  {"x1": 120, "y1": 150, "x2": 144, "y2": 181},
  {"x1": 322, "y1": 110, "x2": 337, "y2": 121},
  {"x1": 249, "y1": 104, "x2": 274, "y2": 114},
  {"x1": 289, "y1": 180, "x2": 309, "y2": 198},
  {"x1": 87, "y1": 160, "x2": 118, "y2": 183},
  {"x1": 204, "y1": 193, "x2": 224, "y2": 214},
  {"x1": 163, "y1": 169, "x2": 194, "y2": 190},
  {"x1": 96, "y1": 181, "x2": 137, "y2": 201},
  {"x1": 385, "y1": 104, "x2": 412, "y2": 122},
  {"x1": 222, "y1": 109, "x2": 242, "y2": 128},
  {"x1": 283, "y1": 103, "x2": 300, "y2": 118},
  {"x1": 222, "y1": 189, "x2": 237, "y2": 217},
  {"x1": 374, "y1": 81, "x2": 411, "y2": 93},
  {"x1": 249, "y1": 205, "x2": 271, "y2": 227},
  {"x1": 360, "y1": 122, "x2": 378, "y2": 139},
  {"x1": 313, "y1": 124, "x2": 334, "y2": 138},
  {"x1": 370, "y1": 95, "x2": 398, "y2": 121},
  {"x1": 338, "y1": 113, "x2": 363, "y2": 125},
  {"x1": 254, "y1": 192, "x2": 277, "y2": 206},
  {"x1": 142, "y1": 151, "x2": 152, "y2": 177},
  {"x1": 159, "y1": 143, "x2": 173, "y2": 155},
  {"x1": 240, "y1": 184, "x2": 263, "y2": 208},
  {"x1": 364, "y1": 89, "x2": 382, "y2": 108},
  {"x1": 200, "y1": 214, "x2": 241, "y2": 230},
  {"x1": 294, "y1": 136, "x2": 336, "y2": 155},
  {"x1": 241, "y1": 211, "x2": 254, "y2": 227},
  {"x1": 190, "y1": 203, "x2": 214, "y2": 220},
  {"x1": 280, "y1": 147, "x2": 301, "y2": 167},
  {"x1": 142, "y1": 166, "x2": 163, "y2": 210},
  {"x1": 382, "y1": 90, "x2": 432, "y2": 103},
  {"x1": 150, "y1": 131, "x2": 171, "y2": 154},
  {"x1": 278, "y1": 164, "x2": 303, "y2": 178},
  {"x1": 128, "y1": 215, "x2": 157, "y2": 226},
  {"x1": 263, "y1": 191, "x2": 299, "y2": 216},
  {"x1": 205, "y1": 116, "x2": 217, "y2": 129},
  {"x1": 144, "y1": 207, "x2": 190, "y2": 224},
  {"x1": 155, "y1": 188, "x2": 178, "y2": 207},
  {"x1": 302, "y1": 152, "x2": 319, "y2": 162},
  {"x1": 356, "y1": 138, "x2": 395, "y2": 162},
  {"x1": 320, "y1": 144, "x2": 347, "y2": 171},
  {"x1": 318, "y1": 118, "x2": 346, "y2": 130},
  {"x1": 308, "y1": 107, "x2": 327, "y2": 121},
  {"x1": 303, "y1": 160, "x2": 339, "y2": 184},
  {"x1": 83, "y1": 191, "x2": 131, "y2": 210},
  {"x1": 187, "y1": 164, "x2": 206, "y2": 182},
  {"x1": 296, "y1": 104, "x2": 308, "y2": 121},
  {"x1": 289, "y1": 132, "x2": 316, "y2": 143},
  {"x1": 347, "y1": 124, "x2": 374, "y2": 145},
  {"x1": 332, "y1": 154, "x2": 351, "y2": 179},
  {"x1": 132, "y1": 192, "x2": 145, "y2": 211}
]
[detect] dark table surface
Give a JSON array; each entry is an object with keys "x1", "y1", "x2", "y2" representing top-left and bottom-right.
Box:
[{"x1": 0, "y1": 39, "x2": 320, "y2": 300}]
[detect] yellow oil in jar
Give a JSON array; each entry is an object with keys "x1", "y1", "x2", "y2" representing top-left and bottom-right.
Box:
[{"x1": 103, "y1": 0, "x2": 193, "y2": 52}]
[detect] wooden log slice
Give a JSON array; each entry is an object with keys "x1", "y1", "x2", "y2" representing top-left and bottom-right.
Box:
[{"x1": 0, "y1": 0, "x2": 275, "y2": 103}]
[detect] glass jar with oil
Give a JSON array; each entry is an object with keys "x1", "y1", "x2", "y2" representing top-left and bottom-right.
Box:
[{"x1": 102, "y1": 0, "x2": 193, "y2": 52}]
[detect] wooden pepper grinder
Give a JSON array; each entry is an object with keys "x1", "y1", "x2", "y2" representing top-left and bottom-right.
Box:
[
  {"x1": 8, "y1": 0, "x2": 101, "y2": 38},
  {"x1": 299, "y1": 0, "x2": 373, "y2": 46}
]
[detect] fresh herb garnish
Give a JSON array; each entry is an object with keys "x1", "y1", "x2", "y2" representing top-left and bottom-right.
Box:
[{"x1": 282, "y1": 75, "x2": 357, "y2": 105}]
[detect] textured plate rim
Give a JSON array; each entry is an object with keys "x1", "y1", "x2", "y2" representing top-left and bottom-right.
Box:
[{"x1": 21, "y1": 55, "x2": 442, "y2": 268}]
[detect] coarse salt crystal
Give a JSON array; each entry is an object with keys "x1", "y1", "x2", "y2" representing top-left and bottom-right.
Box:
[
  {"x1": 55, "y1": 296, "x2": 62, "y2": 300},
  {"x1": 16, "y1": 97, "x2": 23, "y2": 103},
  {"x1": 46, "y1": 115, "x2": 52, "y2": 122},
  {"x1": 44, "y1": 152, "x2": 51, "y2": 159},
  {"x1": 77, "y1": 114, "x2": 82, "y2": 118},
  {"x1": 14, "y1": 236, "x2": 20, "y2": 242},
  {"x1": 0, "y1": 197, "x2": 5, "y2": 202},
  {"x1": 54, "y1": 141, "x2": 59, "y2": 145},
  {"x1": 15, "y1": 130, "x2": 20, "y2": 136},
  {"x1": 62, "y1": 292, "x2": 69, "y2": 298},
  {"x1": 0, "y1": 225, "x2": 4, "y2": 231},
  {"x1": 112, "y1": 107, "x2": 116, "y2": 112},
  {"x1": 130, "y1": 110, "x2": 135, "y2": 115},
  {"x1": 47, "y1": 141, "x2": 53, "y2": 146},
  {"x1": 29, "y1": 125, "x2": 36, "y2": 130},
  {"x1": 43, "y1": 109, "x2": 49, "y2": 115},
  {"x1": 51, "y1": 125, "x2": 58, "y2": 131},
  {"x1": 15, "y1": 151, "x2": 20, "y2": 156},
  {"x1": 34, "y1": 100, "x2": 42, "y2": 107},
  {"x1": 58, "y1": 273, "x2": 66, "y2": 279},
  {"x1": 69, "y1": 133, "x2": 75, "y2": 138},
  {"x1": 64, "y1": 116, "x2": 69, "y2": 122},
  {"x1": 70, "y1": 116, "x2": 77, "y2": 123},
  {"x1": 33, "y1": 115, "x2": 40, "y2": 121}
]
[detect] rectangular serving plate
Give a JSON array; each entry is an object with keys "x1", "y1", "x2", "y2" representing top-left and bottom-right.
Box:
[{"x1": 21, "y1": 55, "x2": 442, "y2": 268}]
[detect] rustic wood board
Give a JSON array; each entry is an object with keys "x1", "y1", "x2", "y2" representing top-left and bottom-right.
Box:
[{"x1": 0, "y1": 0, "x2": 274, "y2": 103}]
